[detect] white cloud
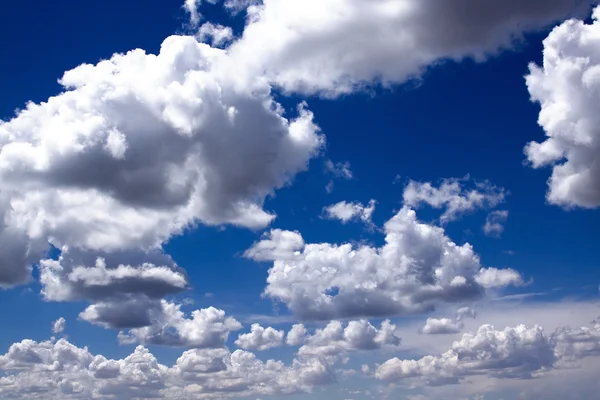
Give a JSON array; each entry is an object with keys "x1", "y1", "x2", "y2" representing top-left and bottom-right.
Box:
[
  {"x1": 377, "y1": 324, "x2": 556, "y2": 384},
  {"x1": 235, "y1": 324, "x2": 285, "y2": 351},
  {"x1": 323, "y1": 200, "x2": 376, "y2": 224},
  {"x1": 483, "y1": 210, "x2": 509, "y2": 237},
  {"x1": 243, "y1": 229, "x2": 304, "y2": 262},
  {"x1": 117, "y1": 302, "x2": 242, "y2": 348},
  {"x1": 421, "y1": 308, "x2": 477, "y2": 335},
  {"x1": 377, "y1": 320, "x2": 600, "y2": 389},
  {"x1": 51, "y1": 317, "x2": 66, "y2": 334},
  {"x1": 226, "y1": 0, "x2": 592, "y2": 96},
  {"x1": 421, "y1": 318, "x2": 463, "y2": 335},
  {"x1": 297, "y1": 320, "x2": 401, "y2": 362},
  {"x1": 525, "y1": 5, "x2": 600, "y2": 208},
  {"x1": 0, "y1": 337, "x2": 335, "y2": 399},
  {"x1": 475, "y1": 267, "x2": 524, "y2": 289},
  {"x1": 246, "y1": 207, "x2": 522, "y2": 320},
  {"x1": 403, "y1": 177, "x2": 506, "y2": 224},
  {"x1": 0, "y1": 34, "x2": 323, "y2": 288},
  {"x1": 286, "y1": 324, "x2": 309, "y2": 346}
]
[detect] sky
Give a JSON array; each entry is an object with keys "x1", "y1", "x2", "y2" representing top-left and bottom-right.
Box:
[{"x1": 1, "y1": 0, "x2": 600, "y2": 399}]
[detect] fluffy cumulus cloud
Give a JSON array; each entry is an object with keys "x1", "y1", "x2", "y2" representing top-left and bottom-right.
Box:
[
  {"x1": 403, "y1": 177, "x2": 507, "y2": 224},
  {"x1": 0, "y1": 34, "x2": 323, "y2": 289},
  {"x1": 235, "y1": 324, "x2": 284, "y2": 351},
  {"x1": 296, "y1": 320, "x2": 401, "y2": 362},
  {"x1": 525, "y1": 5, "x2": 600, "y2": 208},
  {"x1": 225, "y1": 0, "x2": 593, "y2": 95},
  {"x1": 0, "y1": 338, "x2": 334, "y2": 399},
  {"x1": 323, "y1": 199, "x2": 376, "y2": 224},
  {"x1": 246, "y1": 206, "x2": 522, "y2": 320},
  {"x1": 117, "y1": 302, "x2": 242, "y2": 348},
  {"x1": 377, "y1": 321, "x2": 600, "y2": 387}
]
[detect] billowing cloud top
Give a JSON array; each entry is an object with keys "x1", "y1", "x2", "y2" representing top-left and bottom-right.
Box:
[{"x1": 247, "y1": 207, "x2": 522, "y2": 320}]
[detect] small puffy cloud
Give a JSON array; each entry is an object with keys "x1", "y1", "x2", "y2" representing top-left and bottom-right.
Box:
[
  {"x1": 421, "y1": 318, "x2": 462, "y2": 335},
  {"x1": 323, "y1": 200, "x2": 376, "y2": 224},
  {"x1": 243, "y1": 229, "x2": 304, "y2": 262},
  {"x1": 377, "y1": 324, "x2": 556, "y2": 384},
  {"x1": 403, "y1": 177, "x2": 506, "y2": 224},
  {"x1": 475, "y1": 267, "x2": 524, "y2": 289},
  {"x1": 52, "y1": 317, "x2": 66, "y2": 334},
  {"x1": 483, "y1": 210, "x2": 509, "y2": 237},
  {"x1": 117, "y1": 302, "x2": 242, "y2": 348},
  {"x1": 246, "y1": 207, "x2": 521, "y2": 320},
  {"x1": 421, "y1": 307, "x2": 477, "y2": 334},
  {"x1": 525, "y1": 6, "x2": 600, "y2": 209},
  {"x1": 298, "y1": 320, "x2": 401, "y2": 361},
  {"x1": 235, "y1": 324, "x2": 285, "y2": 351}
]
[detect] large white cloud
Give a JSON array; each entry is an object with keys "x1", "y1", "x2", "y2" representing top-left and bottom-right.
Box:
[
  {"x1": 0, "y1": 34, "x2": 323, "y2": 288},
  {"x1": 246, "y1": 206, "x2": 522, "y2": 320},
  {"x1": 525, "y1": 5, "x2": 600, "y2": 208},
  {"x1": 225, "y1": 0, "x2": 593, "y2": 96}
]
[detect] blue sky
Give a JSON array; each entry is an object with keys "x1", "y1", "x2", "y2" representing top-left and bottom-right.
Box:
[{"x1": 1, "y1": 1, "x2": 600, "y2": 399}]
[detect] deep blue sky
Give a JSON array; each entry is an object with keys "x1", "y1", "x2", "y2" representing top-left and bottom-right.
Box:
[{"x1": 1, "y1": 0, "x2": 599, "y2": 369}]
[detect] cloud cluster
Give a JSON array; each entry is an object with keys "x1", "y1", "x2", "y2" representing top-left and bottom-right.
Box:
[
  {"x1": 403, "y1": 177, "x2": 507, "y2": 224},
  {"x1": 377, "y1": 321, "x2": 600, "y2": 386},
  {"x1": 0, "y1": 338, "x2": 334, "y2": 399},
  {"x1": 39, "y1": 249, "x2": 189, "y2": 329},
  {"x1": 525, "y1": 6, "x2": 600, "y2": 208},
  {"x1": 246, "y1": 207, "x2": 522, "y2": 320}
]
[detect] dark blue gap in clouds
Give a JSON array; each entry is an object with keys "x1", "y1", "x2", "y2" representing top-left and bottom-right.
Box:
[{"x1": 269, "y1": 31, "x2": 600, "y2": 294}]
